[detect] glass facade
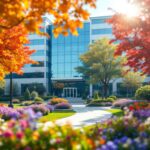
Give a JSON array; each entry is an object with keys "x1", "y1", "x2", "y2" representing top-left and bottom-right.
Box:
[
  {"x1": 50, "y1": 22, "x2": 90, "y2": 79},
  {"x1": 92, "y1": 28, "x2": 112, "y2": 35}
]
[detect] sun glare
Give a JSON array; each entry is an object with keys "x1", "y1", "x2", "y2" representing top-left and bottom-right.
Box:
[{"x1": 113, "y1": 0, "x2": 140, "y2": 17}]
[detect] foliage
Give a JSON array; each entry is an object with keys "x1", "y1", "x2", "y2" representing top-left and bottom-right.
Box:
[
  {"x1": 0, "y1": 108, "x2": 149, "y2": 149},
  {"x1": 29, "y1": 104, "x2": 50, "y2": 116},
  {"x1": 41, "y1": 95, "x2": 53, "y2": 100},
  {"x1": 108, "y1": 0, "x2": 150, "y2": 75},
  {"x1": 12, "y1": 99, "x2": 20, "y2": 104},
  {"x1": 106, "y1": 97, "x2": 115, "y2": 102},
  {"x1": 108, "y1": 95, "x2": 117, "y2": 100},
  {"x1": 0, "y1": 106, "x2": 20, "y2": 120},
  {"x1": 93, "y1": 91, "x2": 100, "y2": 100},
  {"x1": 54, "y1": 102, "x2": 72, "y2": 110},
  {"x1": 20, "y1": 101, "x2": 34, "y2": 106},
  {"x1": 0, "y1": 0, "x2": 96, "y2": 36},
  {"x1": 50, "y1": 98, "x2": 68, "y2": 105},
  {"x1": 34, "y1": 97, "x2": 44, "y2": 104},
  {"x1": 76, "y1": 38, "x2": 123, "y2": 97},
  {"x1": 0, "y1": 24, "x2": 35, "y2": 80},
  {"x1": 27, "y1": 83, "x2": 46, "y2": 95},
  {"x1": 122, "y1": 71, "x2": 145, "y2": 97},
  {"x1": 31, "y1": 91, "x2": 38, "y2": 100},
  {"x1": 24, "y1": 88, "x2": 31, "y2": 100},
  {"x1": 128, "y1": 102, "x2": 149, "y2": 111},
  {"x1": 135, "y1": 85, "x2": 150, "y2": 100}
]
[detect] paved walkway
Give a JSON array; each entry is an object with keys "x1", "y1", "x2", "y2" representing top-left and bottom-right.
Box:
[{"x1": 45, "y1": 104, "x2": 112, "y2": 128}]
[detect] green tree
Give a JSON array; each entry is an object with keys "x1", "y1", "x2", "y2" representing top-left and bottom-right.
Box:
[
  {"x1": 24, "y1": 88, "x2": 31, "y2": 100},
  {"x1": 76, "y1": 38, "x2": 123, "y2": 98},
  {"x1": 122, "y1": 72, "x2": 145, "y2": 97}
]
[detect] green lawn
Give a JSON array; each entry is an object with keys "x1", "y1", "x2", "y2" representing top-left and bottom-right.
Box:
[
  {"x1": 38, "y1": 111, "x2": 76, "y2": 123},
  {"x1": 106, "y1": 108, "x2": 124, "y2": 117}
]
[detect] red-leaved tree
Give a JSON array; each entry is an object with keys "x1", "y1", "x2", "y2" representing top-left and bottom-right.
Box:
[{"x1": 108, "y1": 0, "x2": 150, "y2": 75}]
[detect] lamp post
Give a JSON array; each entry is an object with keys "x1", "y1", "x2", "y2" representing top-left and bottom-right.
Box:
[{"x1": 8, "y1": 72, "x2": 13, "y2": 108}]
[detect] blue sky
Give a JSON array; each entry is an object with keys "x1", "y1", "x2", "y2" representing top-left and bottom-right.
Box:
[{"x1": 89, "y1": 0, "x2": 127, "y2": 17}]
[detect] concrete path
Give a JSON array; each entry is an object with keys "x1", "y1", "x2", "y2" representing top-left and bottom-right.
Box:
[{"x1": 45, "y1": 104, "x2": 112, "y2": 128}]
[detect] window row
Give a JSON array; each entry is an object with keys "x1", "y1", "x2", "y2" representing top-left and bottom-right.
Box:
[
  {"x1": 92, "y1": 28, "x2": 112, "y2": 35},
  {"x1": 6, "y1": 72, "x2": 44, "y2": 79},
  {"x1": 26, "y1": 39, "x2": 45, "y2": 46}
]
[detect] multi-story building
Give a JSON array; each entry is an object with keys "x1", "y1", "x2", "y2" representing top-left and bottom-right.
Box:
[
  {"x1": 5, "y1": 17, "x2": 51, "y2": 95},
  {"x1": 5, "y1": 16, "x2": 150, "y2": 97}
]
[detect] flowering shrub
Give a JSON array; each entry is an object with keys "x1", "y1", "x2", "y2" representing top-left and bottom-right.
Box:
[
  {"x1": 50, "y1": 98, "x2": 68, "y2": 105},
  {"x1": 0, "y1": 111, "x2": 149, "y2": 149},
  {"x1": 0, "y1": 106, "x2": 20, "y2": 120},
  {"x1": 28, "y1": 104, "x2": 50, "y2": 115},
  {"x1": 112, "y1": 99, "x2": 134, "y2": 108},
  {"x1": 12, "y1": 99, "x2": 20, "y2": 104},
  {"x1": 54, "y1": 102, "x2": 72, "y2": 109},
  {"x1": 129, "y1": 102, "x2": 149, "y2": 111},
  {"x1": 133, "y1": 109, "x2": 150, "y2": 119},
  {"x1": 20, "y1": 101, "x2": 34, "y2": 106}
]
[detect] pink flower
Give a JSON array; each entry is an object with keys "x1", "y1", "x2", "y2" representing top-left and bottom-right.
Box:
[
  {"x1": 16, "y1": 131, "x2": 24, "y2": 139},
  {"x1": 3, "y1": 130, "x2": 13, "y2": 138}
]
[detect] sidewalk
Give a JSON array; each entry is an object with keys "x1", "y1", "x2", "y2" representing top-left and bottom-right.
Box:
[{"x1": 45, "y1": 104, "x2": 112, "y2": 128}]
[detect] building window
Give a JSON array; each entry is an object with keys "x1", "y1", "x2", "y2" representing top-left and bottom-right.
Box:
[
  {"x1": 92, "y1": 28, "x2": 112, "y2": 35},
  {"x1": 6, "y1": 72, "x2": 44, "y2": 79},
  {"x1": 26, "y1": 39, "x2": 45, "y2": 46}
]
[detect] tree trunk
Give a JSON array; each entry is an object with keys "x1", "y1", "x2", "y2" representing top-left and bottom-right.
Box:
[{"x1": 103, "y1": 84, "x2": 108, "y2": 98}]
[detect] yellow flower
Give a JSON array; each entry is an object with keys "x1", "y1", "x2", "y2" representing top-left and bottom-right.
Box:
[{"x1": 32, "y1": 131, "x2": 40, "y2": 141}]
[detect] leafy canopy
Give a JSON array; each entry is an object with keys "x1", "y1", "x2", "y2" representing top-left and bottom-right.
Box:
[
  {"x1": 108, "y1": 0, "x2": 150, "y2": 75},
  {"x1": 0, "y1": 24, "x2": 35, "y2": 80},
  {"x1": 0, "y1": 0, "x2": 96, "y2": 37},
  {"x1": 122, "y1": 71, "x2": 145, "y2": 90},
  {"x1": 77, "y1": 38, "x2": 122, "y2": 84}
]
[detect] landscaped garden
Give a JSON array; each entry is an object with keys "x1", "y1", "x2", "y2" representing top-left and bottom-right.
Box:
[{"x1": 0, "y1": 85, "x2": 149, "y2": 149}]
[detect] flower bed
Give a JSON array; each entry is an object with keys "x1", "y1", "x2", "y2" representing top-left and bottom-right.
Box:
[
  {"x1": 0, "y1": 104, "x2": 52, "y2": 120},
  {"x1": 49, "y1": 98, "x2": 68, "y2": 105},
  {"x1": 54, "y1": 102, "x2": 72, "y2": 109},
  {"x1": 0, "y1": 106, "x2": 20, "y2": 120},
  {"x1": 0, "y1": 109, "x2": 149, "y2": 149}
]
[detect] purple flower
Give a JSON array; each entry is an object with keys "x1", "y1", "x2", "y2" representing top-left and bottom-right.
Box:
[{"x1": 106, "y1": 141, "x2": 118, "y2": 150}]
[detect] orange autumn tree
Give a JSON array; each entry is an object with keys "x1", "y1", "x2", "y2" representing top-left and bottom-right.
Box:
[
  {"x1": 0, "y1": 0, "x2": 96, "y2": 37},
  {"x1": 0, "y1": 24, "x2": 35, "y2": 80}
]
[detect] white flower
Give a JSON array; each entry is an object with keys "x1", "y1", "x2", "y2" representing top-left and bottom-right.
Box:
[
  {"x1": 76, "y1": 144, "x2": 81, "y2": 150},
  {"x1": 49, "y1": 139, "x2": 56, "y2": 145}
]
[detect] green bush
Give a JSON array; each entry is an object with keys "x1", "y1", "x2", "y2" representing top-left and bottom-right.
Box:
[
  {"x1": 41, "y1": 95, "x2": 52, "y2": 100},
  {"x1": 24, "y1": 88, "x2": 31, "y2": 100},
  {"x1": 108, "y1": 95, "x2": 117, "y2": 100},
  {"x1": 20, "y1": 101, "x2": 34, "y2": 106},
  {"x1": 93, "y1": 91, "x2": 100, "y2": 100},
  {"x1": 34, "y1": 97, "x2": 44, "y2": 104},
  {"x1": 31, "y1": 91, "x2": 38, "y2": 100},
  {"x1": 135, "y1": 85, "x2": 150, "y2": 100},
  {"x1": 106, "y1": 97, "x2": 115, "y2": 102}
]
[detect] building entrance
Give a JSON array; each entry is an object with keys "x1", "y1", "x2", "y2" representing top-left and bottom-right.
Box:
[{"x1": 63, "y1": 87, "x2": 77, "y2": 98}]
